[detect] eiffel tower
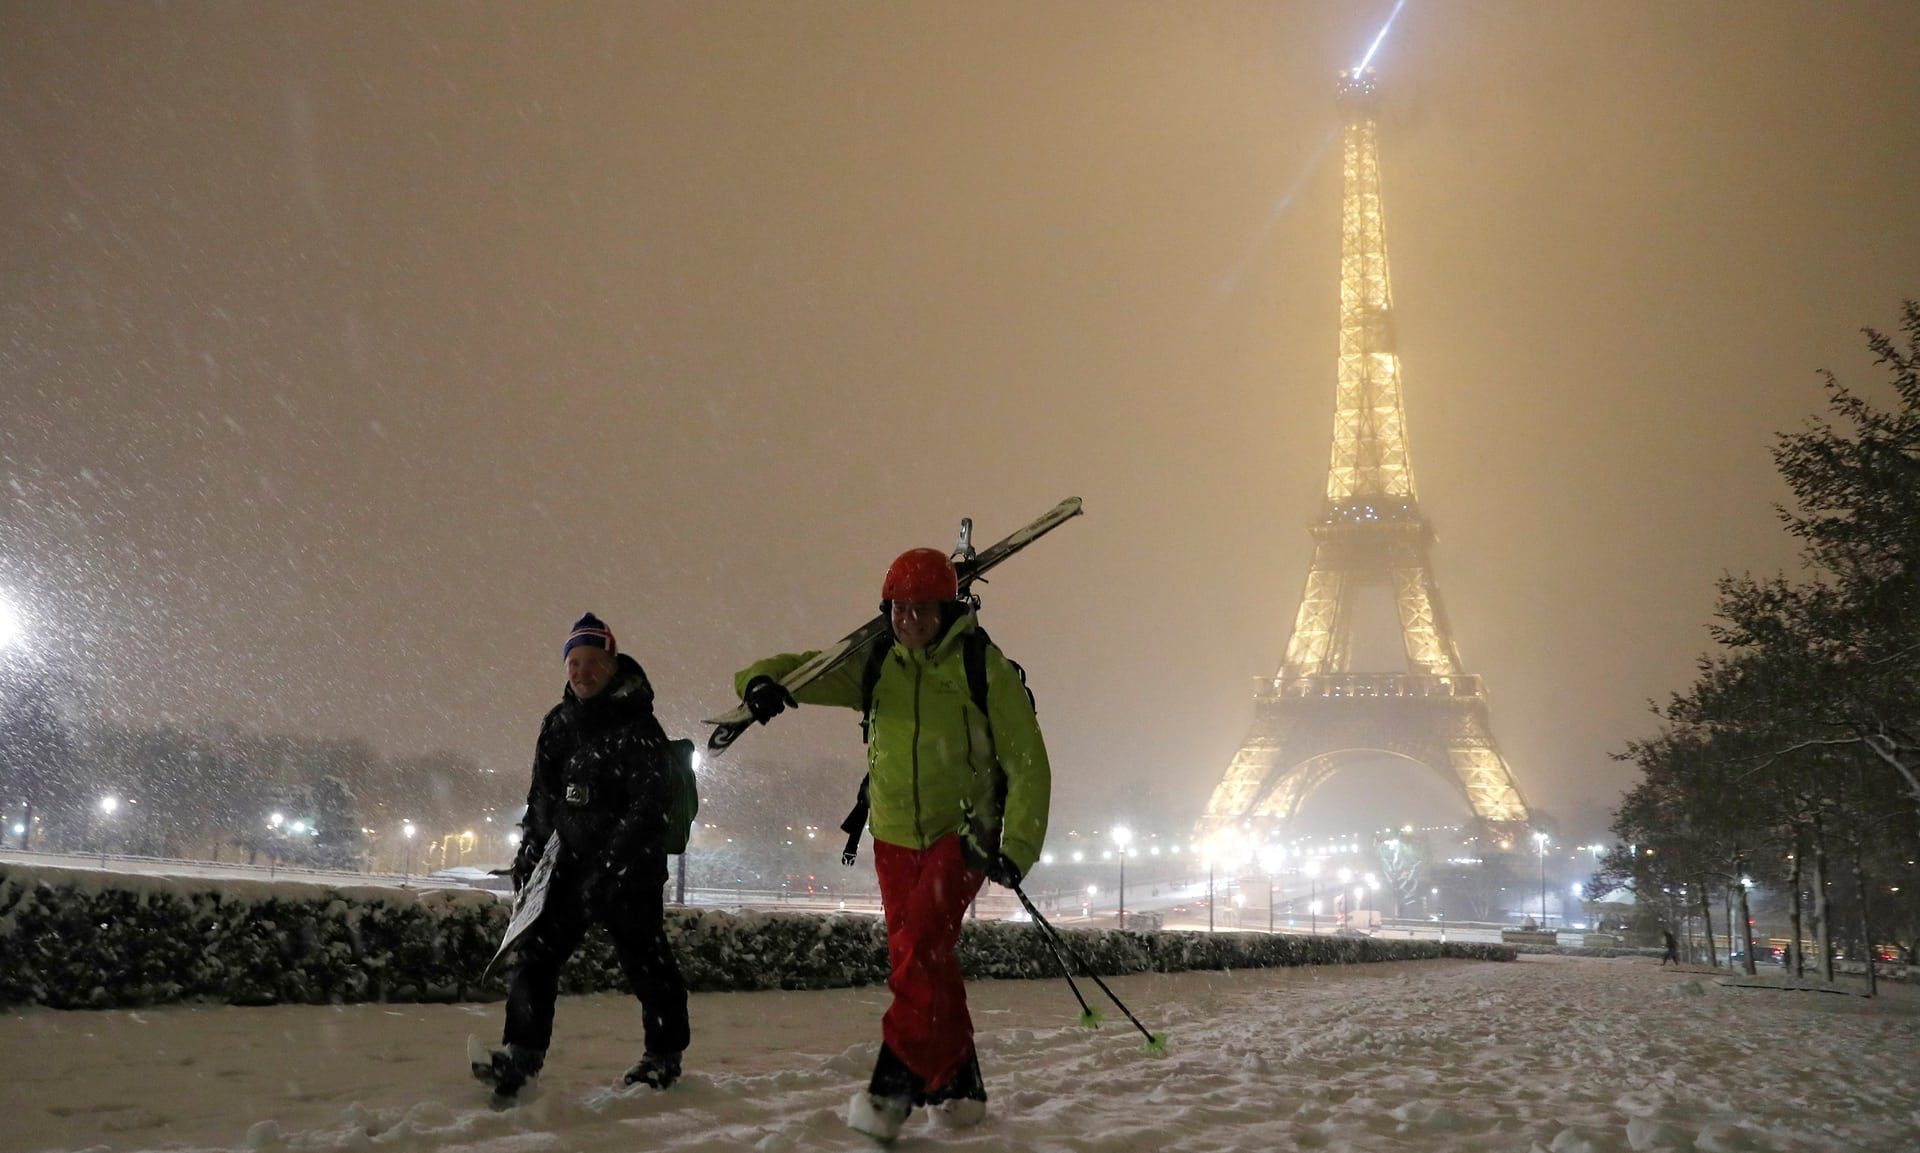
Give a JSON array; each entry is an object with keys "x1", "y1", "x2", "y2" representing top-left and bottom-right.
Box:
[{"x1": 1200, "y1": 68, "x2": 1529, "y2": 837}]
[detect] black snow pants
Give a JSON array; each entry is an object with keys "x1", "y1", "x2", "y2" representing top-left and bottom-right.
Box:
[{"x1": 503, "y1": 860, "x2": 690, "y2": 1057}]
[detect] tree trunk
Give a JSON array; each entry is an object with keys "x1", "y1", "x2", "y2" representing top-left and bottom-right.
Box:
[
  {"x1": 1813, "y1": 822, "x2": 1834, "y2": 983},
  {"x1": 1724, "y1": 885, "x2": 1735, "y2": 970},
  {"x1": 1697, "y1": 885, "x2": 1717, "y2": 967},
  {"x1": 1851, "y1": 854, "x2": 1878, "y2": 998},
  {"x1": 1787, "y1": 832, "x2": 1805, "y2": 979},
  {"x1": 1736, "y1": 870, "x2": 1757, "y2": 976}
]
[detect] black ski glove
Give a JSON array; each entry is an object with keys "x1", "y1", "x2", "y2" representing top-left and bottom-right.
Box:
[
  {"x1": 743, "y1": 676, "x2": 798, "y2": 725},
  {"x1": 984, "y1": 851, "x2": 1023, "y2": 890},
  {"x1": 510, "y1": 836, "x2": 542, "y2": 892}
]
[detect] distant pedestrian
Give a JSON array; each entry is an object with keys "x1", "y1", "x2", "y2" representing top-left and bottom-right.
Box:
[{"x1": 1660, "y1": 928, "x2": 1680, "y2": 967}]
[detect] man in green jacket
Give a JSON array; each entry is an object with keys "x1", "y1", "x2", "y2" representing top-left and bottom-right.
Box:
[{"x1": 737, "y1": 546, "x2": 1051, "y2": 1140}]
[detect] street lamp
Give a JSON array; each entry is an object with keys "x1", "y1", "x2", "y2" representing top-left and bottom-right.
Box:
[
  {"x1": 1533, "y1": 831, "x2": 1549, "y2": 927},
  {"x1": 96, "y1": 795, "x2": 120, "y2": 862},
  {"x1": 1259, "y1": 846, "x2": 1284, "y2": 934},
  {"x1": 402, "y1": 820, "x2": 417, "y2": 883},
  {"x1": 1305, "y1": 859, "x2": 1322, "y2": 934},
  {"x1": 1111, "y1": 826, "x2": 1132, "y2": 929}
]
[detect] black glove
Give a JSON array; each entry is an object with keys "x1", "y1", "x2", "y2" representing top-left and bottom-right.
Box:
[
  {"x1": 510, "y1": 836, "x2": 542, "y2": 892},
  {"x1": 984, "y1": 851, "x2": 1023, "y2": 890},
  {"x1": 744, "y1": 676, "x2": 798, "y2": 725}
]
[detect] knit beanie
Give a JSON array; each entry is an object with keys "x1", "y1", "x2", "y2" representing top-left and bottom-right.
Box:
[{"x1": 563, "y1": 612, "x2": 617, "y2": 660}]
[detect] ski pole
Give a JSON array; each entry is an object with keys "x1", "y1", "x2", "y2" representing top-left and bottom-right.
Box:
[
  {"x1": 1012, "y1": 886, "x2": 1098, "y2": 1024},
  {"x1": 1011, "y1": 884, "x2": 1165, "y2": 1053}
]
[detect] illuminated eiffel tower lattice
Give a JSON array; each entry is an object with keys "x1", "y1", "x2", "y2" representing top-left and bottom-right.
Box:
[{"x1": 1200, "y1": 69, "x2": 1529, "y2": 836}]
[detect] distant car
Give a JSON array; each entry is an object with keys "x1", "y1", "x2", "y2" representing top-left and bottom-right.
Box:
[
  {"x1": 1169, "y1": 904, "x2": 1191, "y2": 915},
  {"x1": 427, "y1": 866, "x2": 513, "y2": 893},
  {"x1": 1335, "y1": 926, "x2": 1373, "y2": 939}
]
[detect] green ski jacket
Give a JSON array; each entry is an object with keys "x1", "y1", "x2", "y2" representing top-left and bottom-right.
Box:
[{"x1": 734, "y1": 613, "x2": 1051, "y2": 874}]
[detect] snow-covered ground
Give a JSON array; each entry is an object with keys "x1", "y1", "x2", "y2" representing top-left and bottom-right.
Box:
[{"x1": 5, "y1": 954, "x2": 1913, "y2": 1153}]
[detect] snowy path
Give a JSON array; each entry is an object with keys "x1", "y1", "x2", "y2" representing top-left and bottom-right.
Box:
[{"x1": 5, "y1": 955, "x2": 1915, "y2": 1153}]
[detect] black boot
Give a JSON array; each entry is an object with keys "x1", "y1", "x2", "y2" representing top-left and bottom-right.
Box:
[
  {"x1": 921, "y1": 1046, "x2": 987, "y2": 1127},
  {"x1": 848, "y1": 1043, "x2": 922, "y2": 1142},
  {"x1": 472, "y1": 1042, "x2": 545, "y2": 1098},
  {"x1": 623, "y1": 1050, "x2": 682, "y2": 1090}
]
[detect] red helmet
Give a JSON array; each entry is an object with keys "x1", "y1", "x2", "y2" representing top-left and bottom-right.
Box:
[{"x1": 881, "y1": 547, "x2": 959, "y2": 603}]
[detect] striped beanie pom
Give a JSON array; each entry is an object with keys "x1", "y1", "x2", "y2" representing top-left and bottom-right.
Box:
[{"x1": 563, "y1": 612, "x2": 617, "y2": 660}]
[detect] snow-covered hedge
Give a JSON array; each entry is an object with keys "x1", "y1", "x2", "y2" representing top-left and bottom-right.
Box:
[{"x1": 0, "y1": 863, "x2": 1513, "y2": 1009}]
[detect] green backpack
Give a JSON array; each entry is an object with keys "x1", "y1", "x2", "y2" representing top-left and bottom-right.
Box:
[{"x1": 664, "y1": 738, "x2": 700, "y2": 855}]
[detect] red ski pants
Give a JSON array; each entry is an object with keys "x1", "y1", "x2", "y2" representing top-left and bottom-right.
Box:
[{"x1": 872, "y1": 834, "x2": 985, "y2": 1092}]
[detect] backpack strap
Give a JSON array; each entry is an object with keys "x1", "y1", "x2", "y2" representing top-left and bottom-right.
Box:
[
  {"x1": 843, "y1": 639, "x2": 890, "y2": 866},
  {"x1": 838, "y1": 775, "x2": 870, "y2": 866},
  {"x1": 857, "y1": 638, "x2": 891, "y2": 745},
  {"x1": 963, "y1": 627, "x2": 993, "y2": 723}
]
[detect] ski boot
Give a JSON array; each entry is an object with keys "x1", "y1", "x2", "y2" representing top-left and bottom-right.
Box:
[
  {"x1": 469, "y1": 1038, "x2": 545, "y2": 1099},
  {"x1": 623, "y1": 1050, "x2": 682, "y2": 1090},
  {"x1": 847, "y1": 1043, "x2": 921, "y2": 1143},
  {"x1": 920, "y1": 1047, "x2": 987, "y2": 1128}
]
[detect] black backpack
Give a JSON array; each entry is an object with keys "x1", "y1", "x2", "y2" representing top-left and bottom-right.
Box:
[
  {"x1": 663, "y1": 738, "x2": 700, "y2": 855},
  {"x1": 839, "y1": 625, "x2": 1033, "y2": 864}
]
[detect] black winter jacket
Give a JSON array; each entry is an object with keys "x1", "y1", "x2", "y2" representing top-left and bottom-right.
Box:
[{"x1": 521, "y1": 654, "x2": 673, "y2": 882}]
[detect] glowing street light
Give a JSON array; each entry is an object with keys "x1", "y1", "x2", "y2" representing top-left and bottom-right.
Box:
[
  {"x1": 1258, "y1": 845, "x2": 1285, "y2": 934},
  {"x1": 1111, "y1": 826, "x2": 1132, "y2": 930},
  {"x1": 94, "y1": 795, "x2": 122, "y2": 860},
  {"x1": 1533, "y1": 831, "x2": 1550, "y2": 927},
  {"x1": 1305, "y1": 858, "x2": 1323, "y2": 934},
  {"x1": 402, "y1": 820, "x2": 417, "y2": 883}
]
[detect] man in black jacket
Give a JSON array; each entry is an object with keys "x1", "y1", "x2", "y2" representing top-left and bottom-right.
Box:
[{"x1": 475, "y1": 613, "x2": 690, "y2": 1097}]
